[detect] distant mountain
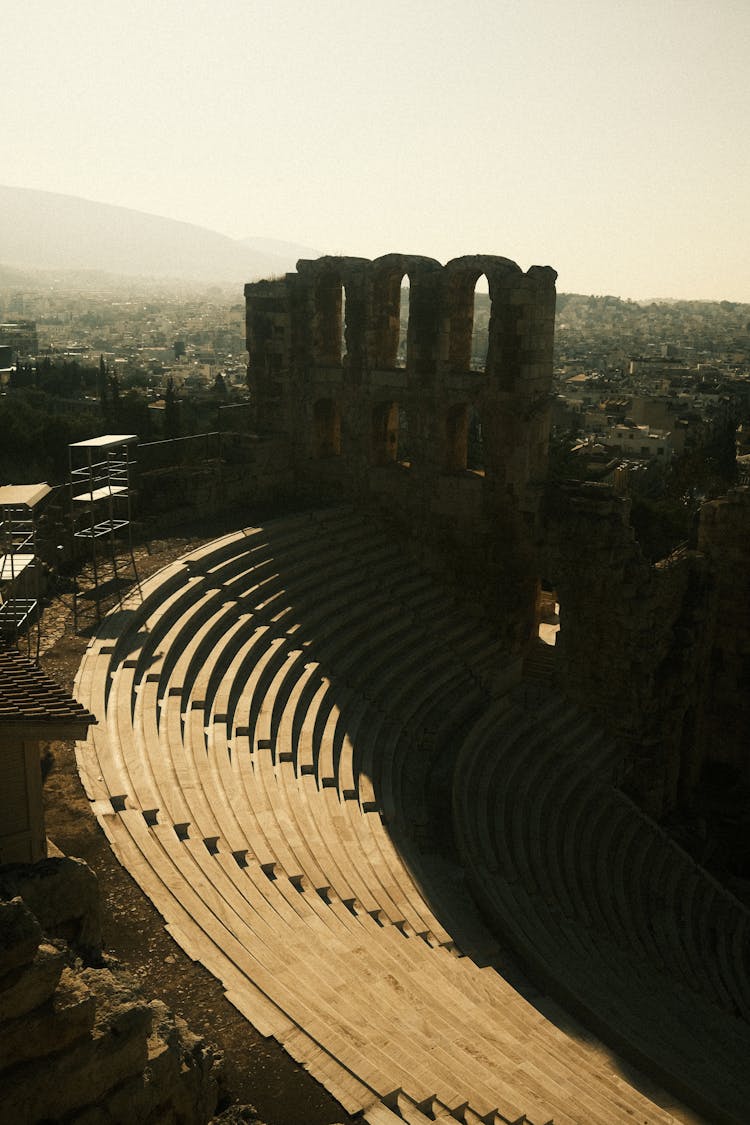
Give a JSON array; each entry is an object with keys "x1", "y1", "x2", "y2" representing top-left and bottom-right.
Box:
[
  {"x1": 0, "y1": 185, "x2": 318, "y2": 284},
  {"x1": 238, "y1": 235, "x2": 321, "y2": 262}
]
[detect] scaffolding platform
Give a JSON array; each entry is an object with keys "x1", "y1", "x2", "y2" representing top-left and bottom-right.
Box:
[
  {"x1": 0, "y1": 554, "x2": 35, "y2": 580},
  {"x1": 0, "y1": 483, "x2": 51, "y2": 659},
  {"x1": 69, "y1": 436, "x2": 140, "y2": 630}
]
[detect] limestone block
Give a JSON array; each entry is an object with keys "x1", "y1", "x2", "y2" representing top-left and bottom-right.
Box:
[
  {"x1": 79, "y1": 964, "x2": 153, "y2": 1035},
  {"x1": 0, "y1": 969, "x2": 152, "y2": 1123},
  {"x1": 145, "y1": 1001, "x2": 220, "y2": 1124},
  {"x1": 0, "y1": 941, "x2": 65, "y2": 1022},
  {"x1": 0, "y1": 898, "x2": 41, "y2": 976},
  {"x1": 0, "y1": 856, "x2": 102, "y2": 961},
  {"x1": 0, "y1": 966, "x2": 94, "y2": 1070},
  {"x1": 210, "y1": 1107, "x2": 265, "y2": 1124},
  {"x1": 66, "y1": 1001, "x2": 220, "y2": 1125}
]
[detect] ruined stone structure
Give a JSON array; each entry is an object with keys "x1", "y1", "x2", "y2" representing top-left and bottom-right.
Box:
[
  {"x1": 540, "y1": 483, "x2": 716, "y2": 814},
  {"x1": 540, "y1": 481, "x2": 750, "y2": 814},
  {"x1": 697, "y1": 488, "x2": 750, "y2": 776},
  {"x1": 245, "y1": 255, "x2": 750, "y2": 814},
  {"x1": 27, "y1": 251, "x2": 748, "y2": 1124},
  {"x1": 246, "y1": 254, "x2": 557, "y2": 662}
]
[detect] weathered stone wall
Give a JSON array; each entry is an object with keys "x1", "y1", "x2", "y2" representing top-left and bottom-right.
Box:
[
  {"x1": 542, "y1": 483, "x2": 715, "y2": 815},
  {"x1": 0, "y1": 858, "x2": 222, "y2": 1125},
  {"x1": 542, "y1": 483, "x2": 750, "y2": 810},
  {"x1": 135, "y1": 440, "x2": 294, "y2": 532},
  {"x1": 245, "y1": 254, "x2": 557, "y2": 655},
  {"x1": 697, "y1": 487, "x2": 750, "y2": 779},
  {"x1": 244, "y1": 254, "x2": 750, "y2": 818}
]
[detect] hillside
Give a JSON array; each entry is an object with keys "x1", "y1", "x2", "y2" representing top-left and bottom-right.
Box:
[{"x1": 0, "y1": 185, "x2": 316, "y2": 284}]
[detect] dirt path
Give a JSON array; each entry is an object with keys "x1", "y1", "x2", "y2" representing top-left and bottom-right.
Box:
[{"x1": 39, "y1": 517, "x2": 357, "y2": 1125}]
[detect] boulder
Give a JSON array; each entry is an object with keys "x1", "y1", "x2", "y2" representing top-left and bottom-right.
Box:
[
  {"x1": 0, "y1": 941, "x2": 65, "y2": 1022},
  {"x1": 68, "y1": 1001, "x2": 222, "y2": 1125},
  {"x1": 0, "y1": 860, "x2": 221, "y2": 1125},
  {"x1": 0, "y1": 967, "x2": 152, "y2": 1123},
  {"x1": 0, "y1": 898, "x2": 41, "y2": 975},
  {"x1": 0, "y1": 857, "x2": 102, "y2": 960},
  {"x1": 0, "y1": 966, "x2": 94, "y2": 1070}
]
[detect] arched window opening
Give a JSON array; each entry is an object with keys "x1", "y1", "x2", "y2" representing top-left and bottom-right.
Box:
[
  {"x1": 398, "y1": 406, "x2": 414, "y2": 468},
  {"x1": 340, "y1": 284, "x2": 347, "y2": 363},
  {"x1": 313, "y1": 398, "x2": 341, "y2": 458},
  {"x1": 315, "y1": 276, "x2": 346, "y2": 366},
  {"x1": 373, "y1": 269, "x2": 409, "y2": 369},
  {"x1": 371, "y1": 401, "x2": 399, "y2": 465},
  {"x1": 537, "y1": 582, "x2": 559, "y2": 647},
  {"x1": 470, "y1": 275, "x2": 490, "y2": 372},
  {"x1": 467, "y1": 405, "x2": 485, "y2": 472},
  {"x1": 445, "y1": 404, "x2": 468, "y2": 472},
  {"x1": 447, "y1": 270, "x2": 487, "y2": 373},
  {"x1": 396, "y1": 275, "x2": 409, "y2": 368}
]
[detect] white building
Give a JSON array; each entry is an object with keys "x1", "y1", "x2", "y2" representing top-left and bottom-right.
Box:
[{"x1": 605, "y1": 421, "x2": 673, "y2": 461}]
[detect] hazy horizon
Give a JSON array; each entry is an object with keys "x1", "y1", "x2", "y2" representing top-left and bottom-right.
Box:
[{"x1": 5, "y1": 1, "x2": 749, "y2": 302}]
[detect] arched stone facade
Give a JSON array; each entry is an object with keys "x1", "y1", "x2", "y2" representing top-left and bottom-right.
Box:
[{"x1": 246, "y1": 253, "x2": 558, "y2": 668}]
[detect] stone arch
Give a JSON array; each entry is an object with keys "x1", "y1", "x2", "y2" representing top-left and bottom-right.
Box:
[
  {"x1": 444, "y1": 265, "x2": 484, "y2": 373},
  {"x1": 371, "y1": 266, "x2": 407, "y2": 369},
  {"x1": 371, "y1": 255, "x2": 442, "y2": 373},
  {"x1": 313, "y1": 271, "x2": 346, "y2": 367},
  {"x1": 313, "y1": 397, "x2": 341, "y2": 457},
  {"x1": 471, "y1": 277, "x2": 490, "y2": 372},
  {"x1": 444, "y1": 255, "x2": 523, "y2": 376},
  {"x1": 445, "y1": 403, "x2": 468, "y2": 472},
  {"x1": 397, "y1": 276, "x2": 410, "y2": 367},
  {"x1": 445, "y1": 402, "x2": 486, "y2": 472},
  {"x1": 371, "y1": 401, "x2": 399, "y2": 465}
]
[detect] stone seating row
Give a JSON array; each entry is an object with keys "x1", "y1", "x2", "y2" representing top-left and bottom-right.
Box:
[
  {"x1": 112, "y1": 506, "x2": 372, "y2": 677},
  {"x1": 194, "y1": 544, "x2": 469, "y2": 946},
  {"x1": 453, "y1": 696, "x2": 750, "y2": 1123},
  {"x1": 501, "y1": 697, "x2": 746, "y2": 1015},
  {"x1": 76, "y1": 508, "x2": 686, "y2": 1124},
  {"x1": 92, "y1": 747, "x2": 631, "y2": 1125},
  {"x1": 93, "y1": 777, "x2": 678, "y2": 1125}
]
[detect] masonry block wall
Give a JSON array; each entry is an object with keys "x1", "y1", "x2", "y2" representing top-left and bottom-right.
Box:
[
  {"x1": 544, "y1": 483, "x2": 750, "y2": 813},
  {"x1": 246, "y1": 254, "x2": 558, "y2": 657},
  {"x1": 697, "y1": 488, "x2": 750, "y2": 780},
  {"x1": 246, "y1": 256, "x2": 750, "y2": 815}
]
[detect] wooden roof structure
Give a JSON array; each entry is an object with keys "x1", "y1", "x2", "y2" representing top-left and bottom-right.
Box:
[{"x1": 0, "y1": 643, "x2": 96, "y2": 739}]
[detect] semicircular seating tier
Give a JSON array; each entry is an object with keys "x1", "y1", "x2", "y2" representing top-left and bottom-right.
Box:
[{"x1": 74, "y1": 506, "x2": 749, "y2": 1125}]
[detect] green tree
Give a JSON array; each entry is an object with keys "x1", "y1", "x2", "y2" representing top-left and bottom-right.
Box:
[
  {"x1": 98, "y1": 355, "x2": 109, "y2": 414},
  {"x1": 164, "y1": 375, "x2": 181, "y2": 439},
  {"x1": 108, "y1": 371, "x2": 121, "y2": 425}
]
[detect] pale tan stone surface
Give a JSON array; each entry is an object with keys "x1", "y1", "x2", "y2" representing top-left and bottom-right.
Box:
[
  {"x1": 0, "y1": 855, "x2": 102, "y2": 959},
  {"x1": 0, "y1": 868, "x2": 222, "y2": 1125},
  {"x1": 0, "y1": 897, "x2": 41, "y2": 974},
  {"x1": 74, "y1": 512, "x2": 706, "y2": 1125},
  {"x1": 0, "y1": 941, "x2": 65, "y2": 1022},
  {"x1": 0, "y1": 966, "x2": 95, "y2": 1069}
]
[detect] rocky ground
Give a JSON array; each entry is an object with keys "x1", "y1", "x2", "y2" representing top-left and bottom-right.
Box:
[{"x1": 37, "y1": 512, "x2": 357, "y2": 1125}]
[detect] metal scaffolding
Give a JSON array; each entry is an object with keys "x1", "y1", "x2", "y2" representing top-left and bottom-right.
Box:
[
  {"x1": 69, "y1": 435, "x2": 140, "y2": 630},
  {"x1": 0, "y1": 483, "x2": 51, "y2": 660}
]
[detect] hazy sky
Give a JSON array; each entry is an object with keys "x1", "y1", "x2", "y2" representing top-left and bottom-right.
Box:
[{"x1": 5, "y1": 1, "x2": 749, "y2": 299}]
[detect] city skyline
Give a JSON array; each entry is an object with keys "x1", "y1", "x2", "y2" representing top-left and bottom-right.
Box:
[{"x1": 5, "y1": 0, "x2": 749, "y2": 301}]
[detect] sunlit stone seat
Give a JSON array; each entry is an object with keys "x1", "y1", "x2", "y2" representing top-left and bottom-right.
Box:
[{"x1": 76, "y1": 507, "x2": 724, "y2": 1124}]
